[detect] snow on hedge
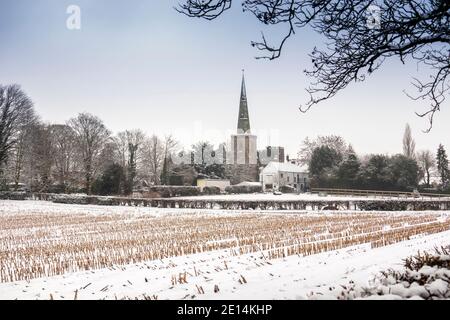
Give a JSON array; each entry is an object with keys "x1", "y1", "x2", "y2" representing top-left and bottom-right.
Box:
[{"x1": 310, "y1": 246, "x2": 450, "y2": 300}]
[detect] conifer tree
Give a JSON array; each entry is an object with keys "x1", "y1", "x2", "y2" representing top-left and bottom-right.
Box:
[
  {"x1": 436, "y1": 144, "x2": 449, "y2": 188},
  {"x1": 403, "y1": 124, "x2": 416, "y2": 159},
  {"x1": 338, "y1": 145, "x2": 360, "y2": 188}
]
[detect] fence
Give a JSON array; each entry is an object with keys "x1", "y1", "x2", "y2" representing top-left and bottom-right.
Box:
[{"x1": 310, "y1": 188, "x2": 450, "y2": 200}]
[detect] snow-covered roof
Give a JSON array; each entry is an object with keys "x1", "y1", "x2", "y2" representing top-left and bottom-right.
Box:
[
  {"x1": 261, "y1": 161, "x2": 308, "y2": 174},
  {"x1": 235, "y1": 181, "x2": 262, "y2": 187}
]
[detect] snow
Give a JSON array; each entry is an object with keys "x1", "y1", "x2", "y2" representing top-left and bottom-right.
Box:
[
  {"x1": 235, "y1": 181, "x2": 262, "y2": 187},
  {"x1": 426, "y1": 279, "x2": 448, "y2": 297},
  {"x1": 0, "y1": 200, "x2": 449, "y2": 300},
  {"x1": 0, "y1": 230, "x2": 449, "y2": 300},
  {"x1": 308, "y1": 249, "x2": 450, "y2": 300},
  {"x1": 362, "y1": 294, "x2": 404, "y2": 300},
  {"x1": 5, "y1": 200, "x2": 447, "y2": 218},
  {"x1": 174, "y1": 193, "x2": 450, "y2": 202},
  {"x1": 0, "y1": 200, "x2": 258, "y2": 218},
  {"x1": 260, "y1": 161, "x2": 308, "y2": 174}
]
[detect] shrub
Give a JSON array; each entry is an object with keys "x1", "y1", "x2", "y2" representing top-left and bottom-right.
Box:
[
  {"x1": 355, "y1": 201, "x2": 408, "y2": 211},
  {"x1": 46, "y1": 184, "x2": 68, "y2": 194},
  {"x1": 94, "y1": 197, "x2": 121, "y2": 206},
  {"x1": 147, "y1": 186, "x2": 200, "y2": 198},
  {"x1": 314, "y1": 246, "x2": 450, "y2": 300},
  {"x1": 0, "y1": 191, "x2": 29, "y2": 200},
  {"x1": 202, "y1": 186, "x2": 221, "y2": 195},
  {"x1": 52, "y1": 194, "x2": 91, "y2": 205},
  {"x1": 355, "y1": 200, "x2": 447, "y2": 211},
  {"x1": 225, "y1": 185, "x2": 262, "y2": 194},
  {"x1": 92, "y1": 164, "x2": 124, "y2": 196}
]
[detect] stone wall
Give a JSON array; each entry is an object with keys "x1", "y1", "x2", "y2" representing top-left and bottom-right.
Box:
[{"x1": 224, "y1": 164, "x2": 259, "y2": 185}]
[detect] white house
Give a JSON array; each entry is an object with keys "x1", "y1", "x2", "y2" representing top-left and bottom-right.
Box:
[{"x1": 260, "y1": 161, "x2": 309, "y2": 192}]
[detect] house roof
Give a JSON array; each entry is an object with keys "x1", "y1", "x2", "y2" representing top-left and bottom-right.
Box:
[
  {"x1": 261, "y1": 161, "x2": 308, "y2": 174},
  {"x1": 235, "y1": 181, "x2": 262, "y2": 187}
]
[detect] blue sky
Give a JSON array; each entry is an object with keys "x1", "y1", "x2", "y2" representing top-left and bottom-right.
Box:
[{"x1": 1, "y1": 0, "x2": 448, "y2": 157}]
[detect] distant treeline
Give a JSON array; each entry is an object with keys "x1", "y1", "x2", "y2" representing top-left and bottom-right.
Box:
[
  {"x1": 299, "y1": 133, "x2": 449, "y2": 192},
  {"x1": 1, "y1": 84, "x2": 449, "y2": 196}
]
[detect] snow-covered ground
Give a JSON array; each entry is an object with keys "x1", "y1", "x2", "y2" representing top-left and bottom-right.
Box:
[
  {"x1": 0, "y1": 200, "x2": 449, "y2": 300},
  {"x1": 1, "y1": 230, "x2": 449, "y2": 300},
  {"x1": 0, "y1": 199, "x2": 210, "y2": 217}
]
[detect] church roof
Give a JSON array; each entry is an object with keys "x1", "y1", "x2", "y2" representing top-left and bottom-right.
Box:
[{"x1": 237, "y1": 71, "x2": 251, "y2": 134}]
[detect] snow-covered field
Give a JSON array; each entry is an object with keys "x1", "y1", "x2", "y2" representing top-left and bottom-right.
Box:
[{"x1": 0, "y1": 200, "x2": 449, "y2": 300}]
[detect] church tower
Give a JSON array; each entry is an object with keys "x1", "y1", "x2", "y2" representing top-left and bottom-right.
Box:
[{"x1": 226, "y1": 71, "x2": 259, "y2": 184}]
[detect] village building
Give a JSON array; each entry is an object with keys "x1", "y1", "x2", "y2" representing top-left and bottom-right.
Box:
[{"x1": 260, "y1": 161, "x2": 309, "y2": 192}]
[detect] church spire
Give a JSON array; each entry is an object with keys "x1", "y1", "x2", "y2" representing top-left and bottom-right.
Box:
[
  {"x1": 240, "y1": 70, "x2": 247, "y2": 100},
  {"x1": 237, "y1": 70, "x2": 251, "y2": 134}
]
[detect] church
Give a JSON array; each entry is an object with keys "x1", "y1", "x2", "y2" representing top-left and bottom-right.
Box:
[
  {"x1": 172, "y1": 71, "x2": 308, "y2": 189},
  {"x1": 226, "y1": 72, "x2": 309, "y2": 189}
]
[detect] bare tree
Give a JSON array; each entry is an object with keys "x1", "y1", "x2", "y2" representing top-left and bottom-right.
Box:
[
  {"x1": 142, "y1": 135, "x2": 165, "y2": 185},
  {"x1": 0, "y1": 84, "x2": 35, "y2": 178},
  {"x1": 192, "y1": 141, "x2": 214, "y2": 166},
  {"x1": 8, "y1": 112, "x2": 39, "y2": 190},
  {"x1": 49, "y1": 124, "x2": 78, "y2": 190},
  {"x1": 115, "y1": 130, "x2": 146, "y2": 194},
  {"x1": 115, "y1": 132, "x2": 130, "y2": 170},
  {"x1": 98, "y1": 141, "x2": 120, "y2": 171},
  {"x1": 68, "y1": 113, "x2": 111, "y2": 194},
  {"x1": 417, "y1": 150, "x2": 436, "y2": 186},
  {"x1": 178, "y1": 0, "x2": 450, "y2": 130},
  {"x1": 403, "y1": 123, "x2": 416, "y2": 159},
  {"x1": 30, "y1": 124, "x2": 54, "y2": 191}
]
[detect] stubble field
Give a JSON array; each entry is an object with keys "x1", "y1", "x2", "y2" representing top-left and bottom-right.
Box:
[{"x1": 1, "y1": 200, "x2": 449, "y2": 286}]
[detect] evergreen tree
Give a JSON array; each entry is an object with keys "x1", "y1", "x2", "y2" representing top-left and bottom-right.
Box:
[
  {"x1": 92, "y1": 164, "x2": 124, "y2": 196},
  {"x1": 160, "y1": 155, "x2": 170, "y2": 185},
  {"x1": 436, "y1": 144, "x2": 450, "y2": 188},
  {"x1": 309, "y1": 145, "x2": 341, "y2": 187},
  {"x1": 359, "y1": 154, "x2": 391, "y2": 190},
  {"x1": 337, "y1": 145, "x2": 360, "y2": 188},
  {"x1": 388, "y1": 154, "x2": 419, "y2": 191},
  {"x1": 309, "y1": 146, "x2": 340, "y2": 176},
  {"x1": 125, "y1": 142, "x2": 139, "y2": 195}
]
